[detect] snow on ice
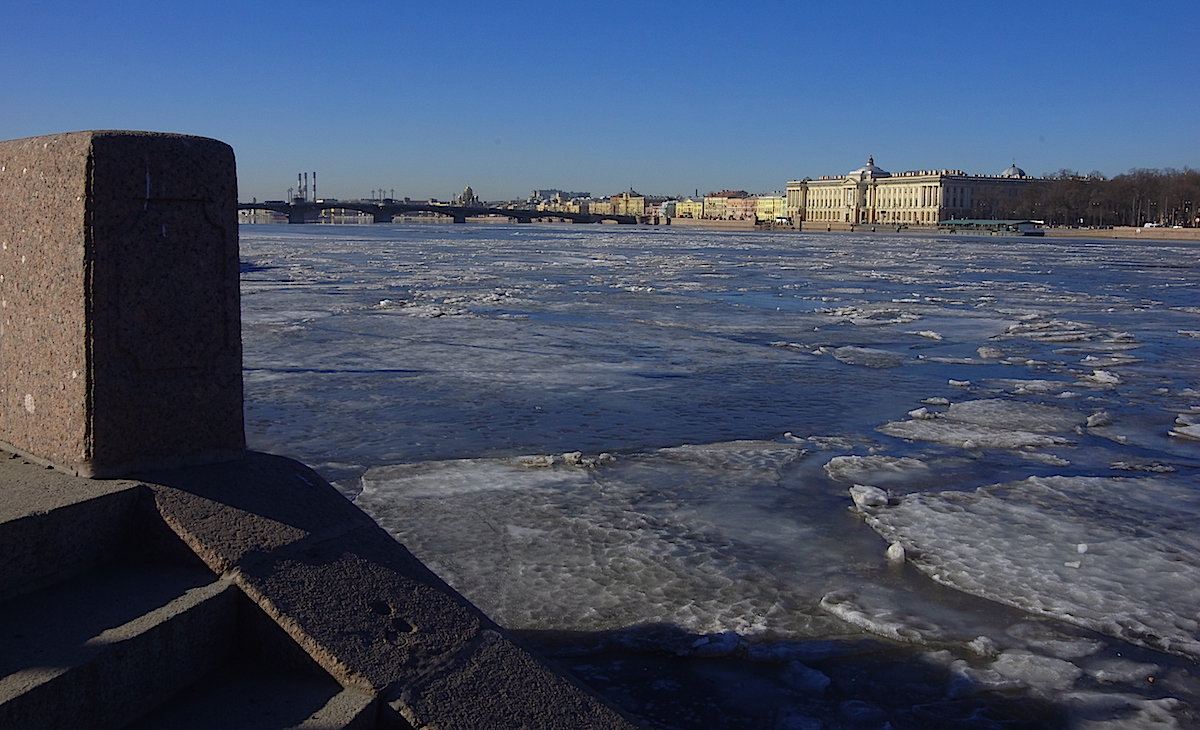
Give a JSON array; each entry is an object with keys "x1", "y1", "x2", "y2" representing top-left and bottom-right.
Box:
[
  {"x1": 240, "y1": 224, "x2": 1200, "y2": 728},
  {"x1": 854, "y1": 475, "x2": 1200, "y2": 661}
]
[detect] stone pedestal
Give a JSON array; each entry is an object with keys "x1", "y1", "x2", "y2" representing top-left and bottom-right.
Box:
[{"x1": 0, "y1": 131, "x2": 243, "y2": 476}]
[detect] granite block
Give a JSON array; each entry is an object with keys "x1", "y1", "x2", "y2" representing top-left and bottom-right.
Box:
[{"x1": 0, "y1": 131, "x2": 243, "y2": 476}]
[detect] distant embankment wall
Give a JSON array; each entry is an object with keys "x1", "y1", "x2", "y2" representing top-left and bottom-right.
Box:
[
  {"x1": 667, "y1": 217, "x2": 758, "y2": 230},
  {"x1": 669, "y1": 218, "x2": 1200, "y2": 240},
  {"x1": 1050, "y1": 226, "x2": 1200, "y2": 241}
]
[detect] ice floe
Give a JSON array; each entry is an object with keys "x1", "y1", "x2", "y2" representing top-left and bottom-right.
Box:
[
  {"x1": 878, "y1": 399, "x2": 1080, "y2": 450},
  {"x1": 1169, "y1": 409, "x2": 1200, "y2": 441},
  {"x1": 854, "y1": 475, "x2": 1200, "y2": 661},
  {"x1": 820, "y1": 589, "x2": 950, "y2": 645},
  {"x1": 1081, "y1": 369, "x2": 1123, "y2": 386},
  {"x1": 994, "y1": 315, "x2": 1139, "y2": 347},
  {"x1": 355, "y1": 440, "x2": 834, "y2": 637},
  {"x1": 827, "y1": 346, "x2": 906, "y2": 368},
  {"x1": 824, "y1": 455, "x2": 932, "y2": 488},
  {"x1": 848, "y1": 484, "x2": 893, "y2": 510},
  {"x1": 817, "y1": 304, "x2": 921, "y2": 326},
  {"x1": 982, "y1": 378, "x2": 1079, "y2": 396}
]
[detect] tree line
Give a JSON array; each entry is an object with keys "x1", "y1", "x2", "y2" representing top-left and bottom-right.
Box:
[{"x1": 973, "y1": 168, "x2": 1200, "y2": 227}]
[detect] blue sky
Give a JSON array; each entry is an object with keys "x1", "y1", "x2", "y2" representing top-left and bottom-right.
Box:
[{"x1": 5, "y1": 0, "x2": 1197, "y2": 201}]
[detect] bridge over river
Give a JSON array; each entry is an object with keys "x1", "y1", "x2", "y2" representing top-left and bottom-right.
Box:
[{"x1": 239, "y1": 200, "x2": 642, "y2": 225}]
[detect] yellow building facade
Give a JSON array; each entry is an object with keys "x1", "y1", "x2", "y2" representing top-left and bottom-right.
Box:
[
  {"x1": 702, "y1": 191, "x2": 752, "y2": 219},
  {"x1": 537, "y1": 198, "x2": 584, "y2": 214},
  {"x1": 786, "y1": 158, "x2": 1037, "y2": 225},
  {"x1": 702, "y1": 194, "x2": 730, "y2": 219},
  {"x1": 753, "y1": 195, "x2": 787, "y2": 221},
  {"x1": 692, "y1": 193, "x2": 794, "y2": 221},
  {"x1": 588, "y1": 199, "x2": 615, "y2": 215},
  {"x1": 612, "y1": 190, "x2": 647, "y2": 217},
  {"x1": 674, "y1": 199, "x2": 704, "y2": 218}
]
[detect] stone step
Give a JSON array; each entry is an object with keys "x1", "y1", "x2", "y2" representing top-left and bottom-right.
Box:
[
  {"x1": 0, "y1": 555, "x2": 238, "y2": 730},
  {"x1": 125, "y1": 659, "x2": 380, "y2": 730},
  {"x1": 0, "y1": 458, "x2": 390, "y2": 729},
  {"x1": 0, "y1": 457, "x2": 148, "y2": 604}
]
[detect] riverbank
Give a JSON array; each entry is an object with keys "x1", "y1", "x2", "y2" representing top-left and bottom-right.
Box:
[
  {"x1": 242, "y1": 216, "x2": 1200, "y2": 242},
  {"x1": 666, "y1": 216, "x2": 1200, "y2": 241},
  {"x1": 1048, "y1": 225, "x2": 1200, "y2": 241}
]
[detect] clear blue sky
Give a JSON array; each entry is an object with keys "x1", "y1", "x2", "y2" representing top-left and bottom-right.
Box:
[{"x1": 5, "y1": 0, "x2": 1197, "y2": 202}]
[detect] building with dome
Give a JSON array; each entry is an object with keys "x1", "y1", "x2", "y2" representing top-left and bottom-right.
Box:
[
  {"x1": 785, "y1": 158, "x2": 1041, "y2": 225},
  {"x1": 1000, "y1": 162, "x2": 1029, "y2": 178},
  {"x1": 454, "y1": 185, "x2": 482, "y2": 207}
]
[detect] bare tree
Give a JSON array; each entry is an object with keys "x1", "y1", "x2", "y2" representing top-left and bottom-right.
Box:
[{"x1": 1019, "y1": 168, "x2": 1198, "y2": 227}]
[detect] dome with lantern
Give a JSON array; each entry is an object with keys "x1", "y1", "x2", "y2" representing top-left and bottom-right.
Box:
[
  {"x1": 1000, "y1": 162, "x2": 1028, "y2": 178},
  {"x1": 847, "y1": 156, "x2": 890, "y2": 179}
]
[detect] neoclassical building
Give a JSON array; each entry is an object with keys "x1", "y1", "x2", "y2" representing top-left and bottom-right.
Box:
[{"x1": 786, "y1": 158, "x2": 1040, "y2": 225}]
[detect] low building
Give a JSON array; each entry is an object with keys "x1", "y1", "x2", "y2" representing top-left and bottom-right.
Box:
[
  {"x1": 674, "y1": 198, "x2": 704, "y2": 218},
  {"x1": 753, "y1": 194, "x2": 787, "y2": 222},
  {"x1": 588, "y1": 199, "x2": 615, "y2": 216},
  {"x1": 726, "y1": 196, "x2": 757, "y2": 220},
  {"x1": 538, "y1": 194, "x2": 588, "y2": 214},
  {"x1": 238, "y1": 208, "x2": 287, "y2": 224},
  {"x1": 786, "y1": 158, "x2": 1040, "y2": 225},
  {"x1": 611, "y1": 189, "x2": 646, "y2": 217},
  {"x1": 703, "y1": 190, "x2": 749, "y2": 219},
  {"x1": 530, "y1": 189, "x2": 590, "y2": 203}
]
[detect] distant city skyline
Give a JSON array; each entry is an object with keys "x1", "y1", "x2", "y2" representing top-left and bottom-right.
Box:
[
  {"x1": 6, "y1": 1, "x2": 1197, "y2": 203},
  {"x1": 262, "y1": 157, "x2": 1073, "y2": 205}
]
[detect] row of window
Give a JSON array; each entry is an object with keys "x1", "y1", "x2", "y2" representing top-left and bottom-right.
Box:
[
  {"x1": 803, "y1": 210, "x2": 940, "y2": 223},
  {"x1": 799, "y1": 184, "x2": 981, "y2": 211}
]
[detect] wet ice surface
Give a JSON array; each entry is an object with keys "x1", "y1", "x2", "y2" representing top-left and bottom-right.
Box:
[
  {"x1": 241, "y1": 225, "x2": 1200, "y2": 728},
  {"x1": 857, "y1": 475, "x2": 1200, "y2": 661}
]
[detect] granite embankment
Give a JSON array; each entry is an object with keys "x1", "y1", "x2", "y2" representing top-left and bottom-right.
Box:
[
  {"x1": 0, "y1": 450, "x2": 635, "y2": 729},
  {"x1": 0, "y1": 130, "x2": 637, "y2": 729}
]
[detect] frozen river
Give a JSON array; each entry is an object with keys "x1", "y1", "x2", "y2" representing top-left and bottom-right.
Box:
[{"x1": 240, "y1": 224, "x2": 1200, "y2": 729}]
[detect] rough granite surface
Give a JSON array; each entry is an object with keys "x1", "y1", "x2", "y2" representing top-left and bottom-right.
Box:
[{"x1": 0, "y1": 131, "x2": 243, "y2": 476}]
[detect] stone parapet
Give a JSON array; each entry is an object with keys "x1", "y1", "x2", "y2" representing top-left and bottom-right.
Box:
[
  {"x1": 0, "y1": 451, "x2": 637, "y2": 728},
  {"x1": 0, "y1": 132, "x2": 637, "y2": 726},
  {"x1": 146, "y1": 452, "x2": 636, "y2": 728},
  {"x1": 0, "y1": 131, "x2": 244, "y2": 476}
]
